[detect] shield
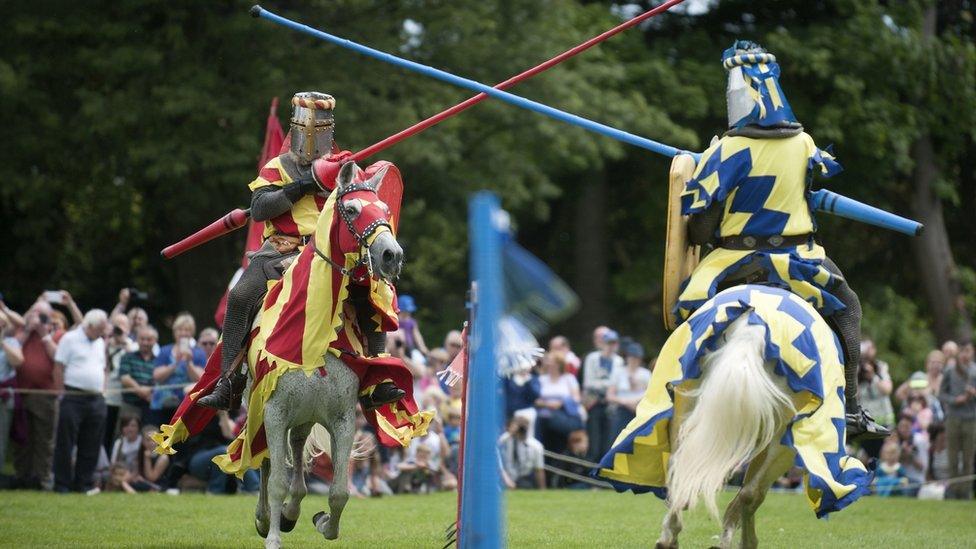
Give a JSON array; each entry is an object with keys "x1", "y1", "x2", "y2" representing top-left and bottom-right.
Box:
[
  {"x1": 362, "y1": 161, "x2": 404, "y2": 234},
  {"x1": 662, "y1": 154, "x2": 700, "y2": 331}
]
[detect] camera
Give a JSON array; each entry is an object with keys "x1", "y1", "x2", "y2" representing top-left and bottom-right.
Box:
[
  {"x1": 128, "y1": 288, "x2": 149, "y2": 302},
  {"x1": 112, "y1": 326, "x2": 124, "y2": 337},
  {"x1": 38, "y1": 313, "x2": 50, "y2": 324}
]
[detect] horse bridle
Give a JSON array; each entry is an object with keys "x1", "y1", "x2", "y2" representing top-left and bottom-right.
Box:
[{"x1": 313, "y1": 183, "x2": 393, "y2": 283}]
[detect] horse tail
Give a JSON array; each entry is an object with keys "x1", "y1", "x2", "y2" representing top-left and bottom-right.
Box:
[
  {"x1": 303, "y1": 424, "x2": 332, "y2": 465},
  {"x1": 667, "y1": 315, "x2": 794, "y2": 520},
  {"x1": 303, "y1": 423, "x2": 376, "y2": 466}
]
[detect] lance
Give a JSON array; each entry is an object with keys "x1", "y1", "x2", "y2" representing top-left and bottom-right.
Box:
[
  {"x1": 252, "y1": 5, "x2": 925, "y2": 237},
  {"x1": 161, "y1": 0, "x2": 688, "y2": 259}
]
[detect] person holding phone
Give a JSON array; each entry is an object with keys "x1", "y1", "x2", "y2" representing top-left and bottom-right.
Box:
[
  {"x1": 150, "y1": 313, "x2": 205, "y2": 427},
  {"x1": 12, "y1": 300, "x2": 60, "y2": 490}
]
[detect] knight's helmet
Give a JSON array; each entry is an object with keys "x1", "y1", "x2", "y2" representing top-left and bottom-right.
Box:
[
  {"x1": 290, "y1": 92, "x2": 336, "y2": 165},
  {"x1": 722, "y1": 41, "x2": 798, "y2": 130}
]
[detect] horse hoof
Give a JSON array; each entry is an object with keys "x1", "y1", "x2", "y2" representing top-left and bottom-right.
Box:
[
  {"x1": 280, "y1": 512, "x2": 298, "y2": 533},
  {"x1": 255, "y1": 517, "x2": 269, "y2": 539},
  {"x1": 654, "y1": 543, "x2": 677, "y2": 549},
  {"x1": 312, "y1": 511, "x2": 328, "y2": 529}
]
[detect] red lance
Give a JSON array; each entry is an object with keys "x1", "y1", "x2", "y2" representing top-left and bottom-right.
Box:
[{"x1": 160, "y1": 0, "x2": 687, "y2": 259}]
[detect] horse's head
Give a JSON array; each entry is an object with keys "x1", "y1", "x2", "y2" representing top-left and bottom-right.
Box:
[{"x1": 331, "y1": 162, "x2": 403, "y2": 281}]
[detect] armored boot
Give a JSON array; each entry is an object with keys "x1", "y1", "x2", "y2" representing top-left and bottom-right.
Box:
[
  {"x1": 820, "y1": 258, "x2": 890, "y2": 441},
  {"x1": 359, "y1": 381, "x2": 406, "y2": 411},
  {"x1": 198, "y1": 368, "x2": 247, "y2": 411}
]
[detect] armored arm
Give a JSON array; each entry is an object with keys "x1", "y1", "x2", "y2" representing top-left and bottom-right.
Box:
[
  {"x1": 687, "y1": 201, "x2": 723, "y2": 246},
  {"x1": 249, "y1": 179, "x2": 317, "y2": 222}
]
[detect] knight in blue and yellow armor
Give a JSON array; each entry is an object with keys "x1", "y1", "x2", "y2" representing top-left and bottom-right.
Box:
[{"x1": 674, "y1": 41, "x2": 887, "y2": 439}]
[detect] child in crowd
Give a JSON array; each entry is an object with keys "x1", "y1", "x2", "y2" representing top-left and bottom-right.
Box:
[
  {"x1": 874, "y1": 442, "x2": 910, "y2": 496},
  {"x1": 110, "y1": 416, "x2": 142, "y2": 473},
  {"x1": 396, "y1": 295, "x2": 428, "y2": 357},
  {"x1": 135, "y1": 425, "x2": 168, "y2": 491},
  {"x1": 104, "y1": 463, "x2": 138, "y2": 494}
]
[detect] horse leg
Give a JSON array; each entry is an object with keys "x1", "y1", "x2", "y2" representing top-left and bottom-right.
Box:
[
  {"x1": 281, "y1": 423, "x2": 313, "y2": 532},
  {"x1": 314, "y1": 412, "x2": 354, "y2": 540},
  {"x1": 657, "y1": 388, "x2": 693, "y2": 549},
  {"x1": 655, "y1": 505, "x2": 683, "y2": 549},
  {"x1": 739, "y1": 444, "x2": 794, "y2": 549},
  {"x1": 264, "y1": 413, "x2": 290, "y2": 549},
  {"x1": 716, "y1": 447, "x2": 772, "y2": 549},
  {"x1": 255, "y1": 460, "x2": 271, "y2": 538}
]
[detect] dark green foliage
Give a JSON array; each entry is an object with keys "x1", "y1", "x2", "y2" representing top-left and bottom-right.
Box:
[{"x1": 1, "y1": 1, "x2": 972, "y2": 375}]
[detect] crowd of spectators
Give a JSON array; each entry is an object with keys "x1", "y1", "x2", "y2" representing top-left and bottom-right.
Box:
[
  {"x1": 0, "y1": 289, "x2": 254, "y2": 495},
  {"x1": 858, "y1": 338, "x2": 976, "y2": 500},
  {"x1": 1, "y1": 286, "x2": 973, "y2": 502}
]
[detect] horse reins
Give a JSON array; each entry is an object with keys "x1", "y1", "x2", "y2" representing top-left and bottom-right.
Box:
[{"x1": 313, "y1": 182, "x2": 392, "y2": 283}]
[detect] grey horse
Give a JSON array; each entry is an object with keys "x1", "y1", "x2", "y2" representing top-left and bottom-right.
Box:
[{"x1": 249, "y1": 162, "x2": 404, "y2": 549}]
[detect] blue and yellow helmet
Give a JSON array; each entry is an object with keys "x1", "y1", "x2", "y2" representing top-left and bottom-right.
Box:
[{"x1": 722, "y1": 40, "x2": 798, "y2": 129}]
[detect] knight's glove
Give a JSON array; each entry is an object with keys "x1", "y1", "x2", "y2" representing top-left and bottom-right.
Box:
[
  {"x1": 282, "y1": 176, "x2": 320, "y2": 203},
  {"x1": 311, "y1": 150, "x2": 354, "y2": 192}
]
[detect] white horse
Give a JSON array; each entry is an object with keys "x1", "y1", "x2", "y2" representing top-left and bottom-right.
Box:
[
  {"x1": 593, "y1": 285, "x2": 872, "y2": 549},
  {"x1": 245, "y1": 162, "x2": 405, "y2": 549}
]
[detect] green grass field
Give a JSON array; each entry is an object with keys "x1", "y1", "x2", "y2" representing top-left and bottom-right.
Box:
[{"x1": 0, "y1": 490, "x2": 973, "y2": 547}]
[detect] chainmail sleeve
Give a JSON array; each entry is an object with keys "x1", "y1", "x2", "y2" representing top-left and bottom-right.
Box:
[
  {"x1": 687, "y1": 201, "x2": 723, "y2": 246},
  {"x1": 250, "y1": 184, "x2": 306, "y2": 222}
]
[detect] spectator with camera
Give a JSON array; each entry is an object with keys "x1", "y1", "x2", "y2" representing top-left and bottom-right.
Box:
[
  {"x1": 150, "y1": 313, "x2": 205, "y2": 427},
  {"x1": 52, "y1": 309, "x2": 109, "y2": 493},
  {"x1": 857, "y1": 339, "x2": 895, "y2": 460},
  {"x1": 12, "y1": 300, "x2": 61, "y2": 490},
  {"x1": 0, "y1": 307, "x2": 24, "y2": 475},
  {"x1": 498, "y1": 415, "x2": 545, "y2": 490},
  {"x1": 104, "y1": 313, "x2": 137, "y2": 452},
  {"x1": 939, "y1": 340, "x2": 976, "y2": 500}
]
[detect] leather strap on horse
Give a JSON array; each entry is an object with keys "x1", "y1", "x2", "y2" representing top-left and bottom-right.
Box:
[{"x1": 720, "y1": 233, "x2": 812, "y2": 250}]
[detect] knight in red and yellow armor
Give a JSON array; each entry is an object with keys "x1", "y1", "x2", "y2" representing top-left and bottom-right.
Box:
[{"x1": 198, "y1": 92, "x2": 403, "y2": 411}]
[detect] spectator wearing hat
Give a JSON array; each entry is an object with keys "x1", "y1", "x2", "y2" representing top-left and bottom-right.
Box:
[
  {"x1": 580, "y1": 328, "x2": 623, "y2": 460},
  {"x1": 52, "y1": 309, "x2": 109, "y2": 493},
  {"x1": 607, "y1": 342, "x2": 651, "y2": 435},
  {"x1": 397, "y1": 295, "x2": 428, "y2": 358},
  {"x1": 939, "y1": 341, "x2": 976, "y2": 499}
]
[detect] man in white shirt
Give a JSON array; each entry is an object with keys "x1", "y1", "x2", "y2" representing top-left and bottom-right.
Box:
[
  {"x1": 52, "y1": 309, "x2": 108, "y2": 493},
  {"x1": 498, "y1": 416, "x2": 546, "y2": 489}
]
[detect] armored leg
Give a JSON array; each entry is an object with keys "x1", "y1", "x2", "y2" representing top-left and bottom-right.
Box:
[
  {"x1": 198, "y1": 241, "x2": 281, "y2": 410},
  {"x1": 347, "y1": 286, "x2": 404, "y2": 410},
  {"x1": 821, "y1": 257, "x2": 888, "y2": 440}
]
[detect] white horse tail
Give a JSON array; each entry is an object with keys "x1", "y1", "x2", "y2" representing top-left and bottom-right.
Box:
[
  {"x1": 303, "y1": 423, "x2": 376, "y2": 465},
  {"x1": 667, "y1": 315, "x2": 795, "y2": 520}
]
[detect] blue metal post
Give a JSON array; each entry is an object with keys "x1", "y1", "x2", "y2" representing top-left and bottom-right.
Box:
[{"x1": 460, "y1": 192, "x2": 505, "y2": 548}]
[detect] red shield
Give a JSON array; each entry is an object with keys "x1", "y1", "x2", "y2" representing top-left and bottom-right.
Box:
[{"x1": 361, "y1": 161, "x2": 404, "y2": 234}]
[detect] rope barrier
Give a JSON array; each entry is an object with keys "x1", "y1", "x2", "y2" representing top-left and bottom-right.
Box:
[
  {"x1": 0, "y1": 383, "x2": 190, "y2": 396},
  {"x1": 542, "y1": 463, "x2": 612, "y2": 489},
  {"x1": 542, "y1": 449, "x2": 601, "y2": 469}
]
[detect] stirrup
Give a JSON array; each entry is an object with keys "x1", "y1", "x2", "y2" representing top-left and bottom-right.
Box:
[
  {"x1": 846, "y1": 407, "x2": 890, "y2": 441},
  {"x1": 359, "y1": 382, "x2": 405, "y2": 411},
  {"x1": 197, "y1": 376, "x2": 233, "y2": 410}
]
